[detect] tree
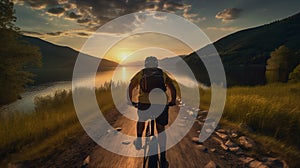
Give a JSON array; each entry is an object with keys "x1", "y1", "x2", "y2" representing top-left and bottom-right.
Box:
[
  {"x1": 0, "y1": 0, "x2": 41, "y2": 105},
  {"x1": 289, "y1": 64, "x2": 300, "y2": 83},
  {"x1": 266, "y1": 45, "x2": 296, "y2": 70},
  {"x1": 266, "y1": 45, "x2": 297, "y2": 83}
]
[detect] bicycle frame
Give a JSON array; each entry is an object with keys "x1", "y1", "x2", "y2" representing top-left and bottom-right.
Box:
[
  {"x1": 131, "y1": 103, "x2": 172, "y2": 168},
  {"x1": 143, "y1": 118, "x2": 159, "y2": 168}
]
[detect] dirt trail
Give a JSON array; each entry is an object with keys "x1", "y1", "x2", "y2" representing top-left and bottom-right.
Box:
[
  {"x1": 20, "y1": 104, "x2": 286, "y2": 168},
  {"x1": 89, "y1": 105, "x2": 244, "y2": 168}
]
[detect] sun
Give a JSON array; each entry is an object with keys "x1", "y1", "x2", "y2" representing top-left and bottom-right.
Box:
[{"x1": 119, "y1": 52, "x2": 129, "y2": 62}]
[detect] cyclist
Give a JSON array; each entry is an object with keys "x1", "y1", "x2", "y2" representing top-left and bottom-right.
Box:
[{"x1": 128, "y1": 56, "x2": 177, "y2": 168}]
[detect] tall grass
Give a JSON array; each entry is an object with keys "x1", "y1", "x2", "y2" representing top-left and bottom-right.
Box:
[
  {"x1": 221, "y1": 82, "x2": 300, "y2": 167},
  {"x1": 0, "y1": 83, "x2": 114, "y2": 164},
  {"x1": 223, "y1": 82, "x2": 300, "y2": 147}
]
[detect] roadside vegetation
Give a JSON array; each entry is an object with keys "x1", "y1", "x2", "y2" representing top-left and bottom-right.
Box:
[
  {"x1": 0, "y1": 83, "x2": 114, "y2": 165},
  {"x1": 220, "y1": 82, "x2": 300, "y2": 167}
]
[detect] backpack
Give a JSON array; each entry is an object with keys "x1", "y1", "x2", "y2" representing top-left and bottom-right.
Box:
[{"x1": 140, "y1": 68, "x2": 167, "y2": 93}]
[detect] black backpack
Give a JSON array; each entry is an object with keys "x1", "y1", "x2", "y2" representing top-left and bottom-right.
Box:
[{"x1": 140, "y1": 68, "x2": 167, "y2": 93}]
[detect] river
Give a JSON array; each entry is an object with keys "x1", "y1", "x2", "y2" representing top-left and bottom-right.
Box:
[{"x1": 4, "y1": 66, "x2": 200, "y2": 112}]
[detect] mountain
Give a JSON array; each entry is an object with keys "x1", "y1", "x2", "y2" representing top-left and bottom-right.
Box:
[
  {"x1": 121, "y1": 55, "x2": 186, "y2": 67},
  {"x1": 121, "y1": 60, "x2": 144, "y2": 66},
  {"x1": 22, "y1": 36, "x2": 118, "y2": 84},
  {"x1": 159, "y1": 55, "x2": 186, "y2": 66},
  {"x1": 184, "y1": 12, "x2": 300, "y2": 86}
]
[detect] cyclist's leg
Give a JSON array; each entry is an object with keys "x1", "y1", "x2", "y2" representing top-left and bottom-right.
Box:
[
  {"x1": 137, "y1": 121, "x2": 145, "y2": 137},
  {"x1": 135, "y1": 103, "x2": 151, "y2": 150},
  {"x1": 137, "y1": 103, "x2": 151, "y2": 137},
  {"x1": 156, "y1": 123, "x2": 166, "y2": 156},
  {"x1": 156, "y1": 105, "x2": 169, "y2": 166},
  {"x1": 156, "y1": 123, "x2": 168, "y2": 168},
  {"x1": 134, "y1": 121, "x2": 145, "y2": 150}
]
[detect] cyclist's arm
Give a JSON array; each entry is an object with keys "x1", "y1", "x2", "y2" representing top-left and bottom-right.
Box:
[
  {"x1": 128, "y1": 82, "x2": 135, "y2": 103},
  {"x1": 165, "y1": 75, "x2": 177, "y2": 105},
  {"x1": 128, "y1": 71, "x2": 141, "y2": 103}
]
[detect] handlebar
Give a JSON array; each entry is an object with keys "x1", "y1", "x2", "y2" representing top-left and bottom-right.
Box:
[{"x1": 128, "y1": 102, "x2": 176, "y2": 108}]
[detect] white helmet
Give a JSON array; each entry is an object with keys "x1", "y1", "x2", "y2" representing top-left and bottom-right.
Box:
[{"x1": 145, "y1": 56, "x2": 158, "y2": 68}]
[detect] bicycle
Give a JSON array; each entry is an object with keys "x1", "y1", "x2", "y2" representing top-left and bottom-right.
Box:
[
  {"x1": 131, "y1": 102, "x2": 174, "y2": 168},
  {"x1": 143, "y1": 114, "x2": 159, "y2": 168}
]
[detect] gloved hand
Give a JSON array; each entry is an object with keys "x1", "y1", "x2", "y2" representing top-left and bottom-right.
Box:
[
  {"x1": 168, "y1": 102, "x2": 176, "y2": 106},
  {"x1": 132, "y1": 102, "x2": 138, "y2": 108}
]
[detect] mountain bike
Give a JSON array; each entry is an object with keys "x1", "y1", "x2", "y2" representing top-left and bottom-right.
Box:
[
  {"x1": 131, "y1": 102, "x2": 174, "y2": 168},
  {"x1": 143, "y1": 115, "x2": 159, "y2": 168}
]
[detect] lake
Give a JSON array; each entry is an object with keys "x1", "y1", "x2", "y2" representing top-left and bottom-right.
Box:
[{"x1": 4, "y1": 66, "x2": 200, "y2": 112}]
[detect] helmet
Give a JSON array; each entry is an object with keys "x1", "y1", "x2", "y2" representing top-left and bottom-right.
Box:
[{"x1": 144, "y1": 56, "x2": 158, "y2": 68}]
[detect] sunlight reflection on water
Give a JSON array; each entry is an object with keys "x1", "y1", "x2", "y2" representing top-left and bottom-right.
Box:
[{"x1": 5, "y1": 66, "x2": 203, "y2": 112}]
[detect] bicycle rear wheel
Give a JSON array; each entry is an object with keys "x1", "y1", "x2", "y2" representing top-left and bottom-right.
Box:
[
  {"x1": 143, "y1": 121, "x2": 151, "y2": 168},
  {"x1": 143, "y1": 120, "x2": 160, "y2": 168},
  {"x1": 147, "y1": 154, "x2": 159, "y2": 168}
]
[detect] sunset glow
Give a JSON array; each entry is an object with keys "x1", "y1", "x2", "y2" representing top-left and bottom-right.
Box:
[{"x1": 119, "y1": 52, "x2": 130, "y2": 62}]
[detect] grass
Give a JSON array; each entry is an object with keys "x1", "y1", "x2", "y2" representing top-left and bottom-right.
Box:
[
  {"x1": 223, "y1": 82, "x2": 300, "y2": 146},
  {"x1": 219, "y1": 82, "x2": 300, "y2": 167},
  {"x1": 0, "y1": 83, "x2": 115, "y2": 165}
]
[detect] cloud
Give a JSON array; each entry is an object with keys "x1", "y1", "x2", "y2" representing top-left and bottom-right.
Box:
[
  {"x1": 206, "y1": 26, "x2": 239, "y2": 32},
  {"x1": 182, "y1": 5, "x2": 206, "y2": 23},
  {"x1": 77, "y1": 18, "x2": 91, "y2": 24},
  {"x1": 20, "y1": 31, "x2": 43, "y2": 36},
  {"x1": 96, "y1": 14, "x2": 138, "y2": 35},
  {"x1": 46, "y1": 31, "x2": 63, "y2": 36},
  {"x1": 77, "y1": 32, "x2": 89, "y2": 37},
  {"x1": 20, "y1": 29, "x2": 94, "y2": 39},
  {"x1": 47, "y1": 7, "x2": 65, "y2": 16},
  {"x1": 216, "y1": 8, "x2": 242, "y2": 22},
  {"x1": 17, "y1": 0, "x2": 203, "y2": 36},
  {"x1": 153, "y1": 12, "x2": 168, "y2": 20},
  {"x1": 14, "y1": 0, "x2": 58, "y2": 10},
  {"x1": 67, "y1": 12, "x2": 82, "y2": 20}
]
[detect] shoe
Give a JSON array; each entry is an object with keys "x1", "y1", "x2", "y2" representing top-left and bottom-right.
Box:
[
  {"x1": 160, "y1": 157, "x2": 169, "y2": 168},
  {"x1": 133, "y1": 138, "x2": 142, "y2": 150}
]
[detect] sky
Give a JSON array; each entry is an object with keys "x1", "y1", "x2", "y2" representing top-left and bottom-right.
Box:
[{"x1": 13, "y1": 0, "x2": 300, "y2": 63}]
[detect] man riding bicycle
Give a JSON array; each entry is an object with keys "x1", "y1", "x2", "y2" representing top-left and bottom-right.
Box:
[{"x1": 128, "y1": 56, "x2": 177, "y2": 168}]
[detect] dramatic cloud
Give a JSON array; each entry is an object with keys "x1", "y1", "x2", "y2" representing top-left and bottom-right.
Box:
[
  {"x1": 46, "y1": 31, "x2": 63, "y2": 36},
  {"x1": 16, "y1": 0, "x2": 202, "y2": 35},
  {"x1": 47, "y1": 7, "x2": 65, "y2": 16},
  {"x1": 20, "y1": 31, "x2": 43, "y2": 36},
  {"x1": 67, "y1": 12, "x2": 82, "y2": 20},
  {"x1": 77, "y1": 32, "x2": 89, "y2": 37},
  {"x1": 153, "y1": 12, "x2": 168, "y2": 20},
  {"x1": 183, "y1": 7, "x2": 206, "y2": 23},
  {"x1": 14, "y1": 0, "x2": 58, "y2": 10},
  {"x1": 216, "y1": 8, "x2": 242, "y2": 22},
  {"x1": 206, "y1": 27, "x2": 239, "y2": 32},
  {"x1": 20, "y1": 30, "x2": 64, "y2": 38},
  {"x1": 77, "y1": 18, "x2": 91, "y2": 24},
  {"x1": 20, "y1": 29, "x2": 90, "y2": 38}
]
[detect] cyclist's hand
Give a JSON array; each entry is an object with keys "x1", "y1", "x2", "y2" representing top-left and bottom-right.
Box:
[
  {"x1": 129, "y1": 102, "x2": 138, "y2": 108},
  {"x1": 133, "y1": 102, "x2": 139, "y2": 108},
  {"x1": 168, "y1": 102, "x2": 176, "y2": 106}
]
